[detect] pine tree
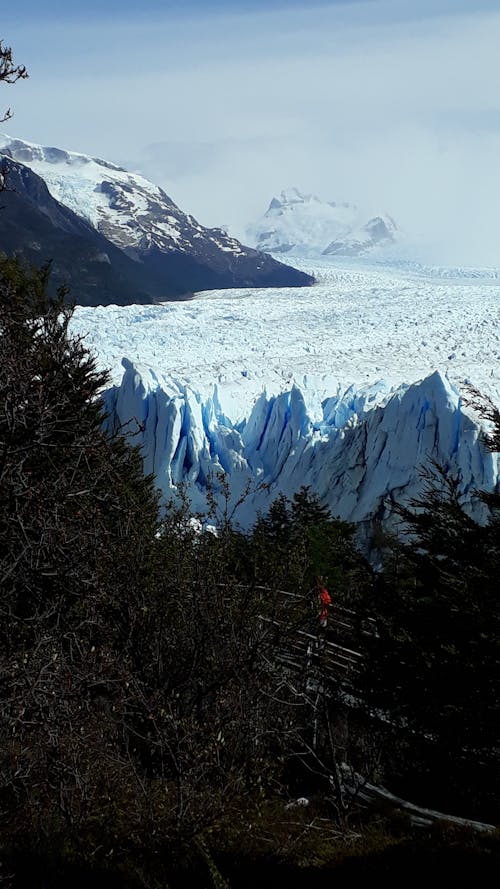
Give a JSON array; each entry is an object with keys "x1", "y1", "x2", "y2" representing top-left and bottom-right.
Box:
[
  {"x1": 249, "y1": 486, "x2": 371, "y2": 601},
  {"x1": 0, "y1": 258, "x2": 160, "y2": 848},
  {"x1": 357, "y1": 457, "x2": 500, "y2": 819}
]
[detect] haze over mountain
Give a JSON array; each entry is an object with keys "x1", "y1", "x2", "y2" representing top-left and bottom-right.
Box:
[
  {"x1": 247, "y1": 188, "x2": 400, "y2": 258},
  {"x1": 5, "y1": 2, "x2": 499, "y2": 267},
  {"x1": 0, "y1": 135, "x2": 313, "y2": 304}
]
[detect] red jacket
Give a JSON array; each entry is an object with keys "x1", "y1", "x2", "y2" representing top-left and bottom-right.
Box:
[
  {"x1": 319, "y1": 586, "x2": 332, "y2": 607},
  {"x1": 318, "y1": 586, "x2": 331, "y2": 620}
]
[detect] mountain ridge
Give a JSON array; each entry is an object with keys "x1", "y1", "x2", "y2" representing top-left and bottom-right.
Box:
[{"x1": 0, "y1": 135, "x2": 313, "y2": 303}]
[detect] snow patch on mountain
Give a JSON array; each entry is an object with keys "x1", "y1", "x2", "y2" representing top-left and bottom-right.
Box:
[
  {"x1": 247, "y1": 188, "x2": 401, "y2": 258},
  {"x1": 323, "y1": 215, "x2": 398, "y2": 257},
  {"x1": 247, "y1": 188, "x2": 359, "y2": 256},
  {"x1": 0, "y1": 134, "x2": 249, "y2": 260},
  {"x1": 0, "y1": 135, "x2": 162, "y2": 239}
]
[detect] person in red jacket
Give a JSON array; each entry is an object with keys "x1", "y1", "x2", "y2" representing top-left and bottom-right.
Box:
[{"x1": 316, "y1": 577, "x2": 332, "y2": 628}]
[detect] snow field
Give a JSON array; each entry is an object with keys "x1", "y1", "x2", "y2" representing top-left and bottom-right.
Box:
[
  {"x1": 69, "y1": 259, "x2": 500, "y2": 536},
  {"x1": 72, "y1": 258, "x2": 500, "y2": 420}
]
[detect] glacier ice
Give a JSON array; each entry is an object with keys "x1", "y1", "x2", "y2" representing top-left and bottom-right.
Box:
[
  {"x1": 104, "y1": 362, "x2": 498, "y2": 537},
  {"x1": 72, "y1": 258, "x2": 500, "y2": 539}
]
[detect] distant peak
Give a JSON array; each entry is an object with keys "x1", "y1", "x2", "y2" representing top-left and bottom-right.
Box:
[{"x1": 268, "y1": 187, "x2": 318, "y2": 211}]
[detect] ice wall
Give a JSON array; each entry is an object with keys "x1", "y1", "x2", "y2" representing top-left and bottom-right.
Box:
[{"x1": 104, "y1": 361, "x2": 498, "y2": 534}]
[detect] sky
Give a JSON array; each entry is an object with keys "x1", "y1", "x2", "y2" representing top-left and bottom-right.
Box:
[{"x1": 2, "y1": 0, "x2": 500, "y2": 265}]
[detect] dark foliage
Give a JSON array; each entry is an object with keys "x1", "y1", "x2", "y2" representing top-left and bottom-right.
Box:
[
  {"x1": 0, "y1": 259, "x2": 367, "y2": 884},
  {"x1": 0, "y1": 257, "x2": 161, "y2": 862},
  {"x1": 354, "y1": 456, "x2": 500, "y2": 819},
  {"x1": 247, "y1": 487, "x2": 372, "y2": 602}
]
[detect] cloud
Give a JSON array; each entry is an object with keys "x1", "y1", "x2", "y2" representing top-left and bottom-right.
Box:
[{"x1": 4, "y1": 0, "x2": 500, "y2": 264}]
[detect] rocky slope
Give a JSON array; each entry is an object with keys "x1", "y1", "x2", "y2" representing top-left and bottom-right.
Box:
[
  {"x1": 0, "y1": 158, "x2": 162, "y2": 305},
  {"x1": 0, "y1": 136, "x2": 313, "y2": 303}
]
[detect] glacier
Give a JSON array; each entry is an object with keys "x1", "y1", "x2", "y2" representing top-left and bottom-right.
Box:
[
  {"x1": 103, "y1": 361, "x2": 497, "y2": 538},
  {"x1": 72, "y1": 258, "x2": 500, "y2": 538}
]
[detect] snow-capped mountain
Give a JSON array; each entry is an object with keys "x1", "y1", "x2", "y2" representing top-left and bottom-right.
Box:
[
  {"x1": 0, "y1": 136, "x2": 313, "y2": 302},
  {"x1": 247, "y1": 188, "x2": 359, "y2": 255},
  {"x1": 247, "y1": 188, "x2": 399, "y2": 258},
  {"x1": 323, "y1": 214, "x2": 398, "y2": 256},
  {"x1": 0, "y1": 135, "x2": 233, "y2": 259},
  {"x1": 0, "y1": 157, "x2": 166, "y2": 305}
]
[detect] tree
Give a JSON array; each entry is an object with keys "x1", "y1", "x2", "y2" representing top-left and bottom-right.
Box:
[
  {"x1": 0, "y1": 261, "x2": 350, "y2": 880},
  {"x1": 355, "y1": 454, "x2": 500, "y2": 820},
  {"x1": 248, "y1": 487, "x2": 371, "y2": 603},
  {"x1": 0, "y1": 258, "x2": 161, "y2": 862},
  {"x1": 124, "y1": 514, "x2": 307, "y2": 842},
  {"x1": 0, "y1": 38, "x2": 28, "y2": 196},
  {"x1": 0, "y1": 39, "x2": 27, "y2": 123}
]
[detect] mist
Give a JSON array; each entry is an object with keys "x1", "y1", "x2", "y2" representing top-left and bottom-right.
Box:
[{"x1": 4, "y1": 0, "x2": 500, "y2": 265}]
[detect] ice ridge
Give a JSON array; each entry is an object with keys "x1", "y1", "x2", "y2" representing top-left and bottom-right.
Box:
[{"x1": 105, "y1": 364, "x2": 498, "y2": 535}]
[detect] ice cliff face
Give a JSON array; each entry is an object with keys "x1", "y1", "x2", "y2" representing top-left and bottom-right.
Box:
[{"x1": 103, "y1": 364, "x2": 497, "y2": 538}]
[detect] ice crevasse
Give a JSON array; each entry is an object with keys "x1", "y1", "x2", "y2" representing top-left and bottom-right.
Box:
[{"x1": 103, "y1": 360, "x2": 499, "y2": 535}]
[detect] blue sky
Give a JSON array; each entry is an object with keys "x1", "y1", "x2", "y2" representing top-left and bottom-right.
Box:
[
  {"x1": 2, "y1": 0, "x2": 500, "y2": 263},
  {"x1": 5, "y1": 0, "x2": 375, "y2": 19},
  {"x1": 5, "y1": 0, "x2": 498, "y2": 26}
]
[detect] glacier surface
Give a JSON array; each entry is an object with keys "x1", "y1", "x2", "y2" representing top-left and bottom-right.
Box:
[{"x1": 72, "y1": 258, "x2": 500, "y2": 533}]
